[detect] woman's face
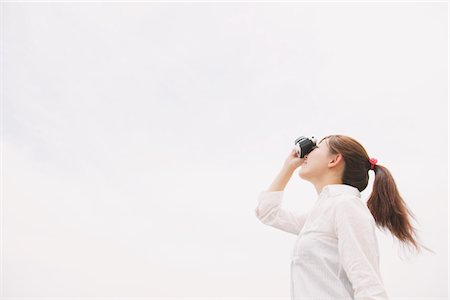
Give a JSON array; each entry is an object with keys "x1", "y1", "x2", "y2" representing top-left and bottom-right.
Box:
[{"x1": 298, "y1": 139, "x2": 334, "y2": 181}]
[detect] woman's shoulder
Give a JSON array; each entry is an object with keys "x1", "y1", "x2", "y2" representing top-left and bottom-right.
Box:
[
  {"x1": 330, "y1": 194, "x2": 375, "y2": 223},
  {"x1": 320, "y1": 194, "x2": 360, "y2": 220},
  {"x1": 332, "y1": 193, "x2": 363, "y2": 206},
  {"x1": 330, "y1": 194, "x2": 370, "y2": 215}
]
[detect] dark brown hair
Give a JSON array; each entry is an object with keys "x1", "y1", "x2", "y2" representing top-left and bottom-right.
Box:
[{"x1": 320, "y1": 134, "x2": 434, "y2": 256}]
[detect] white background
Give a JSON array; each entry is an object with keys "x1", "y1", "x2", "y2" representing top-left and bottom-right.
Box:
[{"x1": 2, "y1": 1, "x2": 448, "y2": 299}]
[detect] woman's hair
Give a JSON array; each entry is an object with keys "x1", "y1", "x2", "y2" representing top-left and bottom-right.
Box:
[{"x1": 320, "y1": 134, "x2": 434, "y2": 256}]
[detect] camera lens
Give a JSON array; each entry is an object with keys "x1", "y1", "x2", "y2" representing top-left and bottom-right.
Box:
[{"x1": 294, "y1": 136, "x2": 317, "y2": 158}]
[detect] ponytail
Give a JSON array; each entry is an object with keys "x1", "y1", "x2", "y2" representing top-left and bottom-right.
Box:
[{"x1": 367, "y1": 164, "x2": 435, "y2": 256}]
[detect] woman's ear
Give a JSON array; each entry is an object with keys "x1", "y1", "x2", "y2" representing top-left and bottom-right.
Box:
[{"x1": 328, "y1": 153, "x2": 343, "y2": 168}]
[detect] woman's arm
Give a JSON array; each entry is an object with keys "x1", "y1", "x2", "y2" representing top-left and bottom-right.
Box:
[
  {"x1": 255, "y1": 165, "x2": 308, "y2": 235},
  {"x1": 265, "y1": 164, "x2": 296, "y2": 192}
]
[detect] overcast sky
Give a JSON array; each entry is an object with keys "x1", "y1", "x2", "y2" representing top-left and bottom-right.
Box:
[{"x1": 2, "y1": 1, "x2": 448, "y2": 298}]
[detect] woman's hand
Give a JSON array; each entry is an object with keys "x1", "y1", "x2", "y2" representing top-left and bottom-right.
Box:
[{"x1": 283, "y1": 148, "x2": 306, "y2": 171}]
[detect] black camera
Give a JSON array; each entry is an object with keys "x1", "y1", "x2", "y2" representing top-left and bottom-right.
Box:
[{"x1": 294, "y1": 136, "x2": 317, "y2": 158}]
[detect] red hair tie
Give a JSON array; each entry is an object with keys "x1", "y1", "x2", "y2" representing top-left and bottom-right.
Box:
[{"x1": 369, "y1": 158, "x2": 378, "y2": 170}]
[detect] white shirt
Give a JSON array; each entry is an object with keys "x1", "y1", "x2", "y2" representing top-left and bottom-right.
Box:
[{"x1": 255, "y1": 184, "x2": 389, "y2": 300}]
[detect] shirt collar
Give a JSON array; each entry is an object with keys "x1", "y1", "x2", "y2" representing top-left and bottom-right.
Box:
[{"x1": 318, "y1": 184, "x2": 361, "y2": 198}]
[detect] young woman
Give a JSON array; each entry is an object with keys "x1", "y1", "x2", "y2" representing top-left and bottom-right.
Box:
[{"x1": 255, "y1": 134, "x2": 432, "y2": 300}]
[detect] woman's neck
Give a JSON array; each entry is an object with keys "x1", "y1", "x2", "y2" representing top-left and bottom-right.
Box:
[{"x1": 314, "y1": 178, "x2": 343, "y2": 195}]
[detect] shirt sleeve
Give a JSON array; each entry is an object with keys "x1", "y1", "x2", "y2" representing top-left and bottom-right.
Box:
[
  {"x1": 333, "y1": 199, "x2": 390, "y2": 300},
  {"x1": 255, "y1": 190, "x2": 308, "y2": 235}
]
